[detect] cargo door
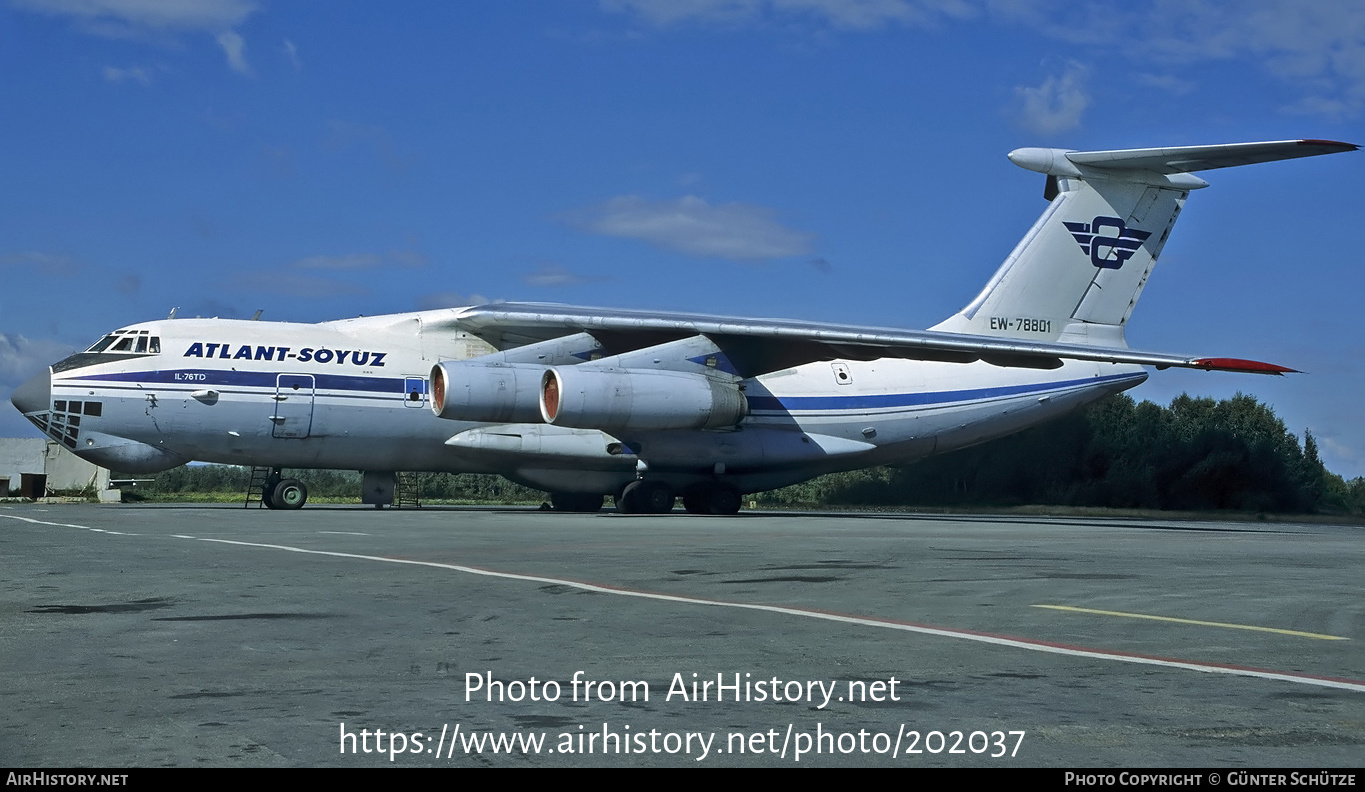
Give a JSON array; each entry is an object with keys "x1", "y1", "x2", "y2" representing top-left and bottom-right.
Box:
[{"x1": 271, "y1": 374, "x2": 315, "y2": 438}]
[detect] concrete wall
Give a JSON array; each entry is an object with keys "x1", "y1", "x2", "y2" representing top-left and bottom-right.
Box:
[{"x1": 0, "y1": 438, "x2": 109, "y2": 496}]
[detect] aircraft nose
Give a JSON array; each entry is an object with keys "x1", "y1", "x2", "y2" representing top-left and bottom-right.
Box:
[{"x1": 10, "y1": 369, "x2": 51, "y2": 415}]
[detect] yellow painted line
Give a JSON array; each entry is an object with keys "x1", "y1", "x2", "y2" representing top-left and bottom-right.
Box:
[{"x1": 1033, "y1": 604, "x2": 1348, "y2": 641}]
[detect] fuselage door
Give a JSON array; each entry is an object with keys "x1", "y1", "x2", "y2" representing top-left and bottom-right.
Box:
[{"x1": 271, "y1": 374, "x2": 316, "y2": 438}]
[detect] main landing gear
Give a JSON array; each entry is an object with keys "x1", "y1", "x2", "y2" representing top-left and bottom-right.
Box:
[
  {"x1": 613, "y1": 480, "x2": 744, "y2": 515},
  {"x1": 681, "y1": 481, "x2": 742, "y2": 516},
  {"x1": 259, "y1": 468, "x2": 309, "y2": 510},
  {"x1": 616, "y1": 480, "x2": 675, "y2": 514}
]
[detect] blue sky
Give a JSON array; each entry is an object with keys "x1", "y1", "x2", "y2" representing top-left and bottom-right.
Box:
[{"x1": 2, "y1": 1, "x2": 1363, "y2": 477}]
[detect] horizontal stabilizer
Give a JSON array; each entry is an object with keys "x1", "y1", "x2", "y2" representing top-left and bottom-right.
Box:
[{"x1": 1011, "y1": 139, "x2": 1358, "y2": 178}]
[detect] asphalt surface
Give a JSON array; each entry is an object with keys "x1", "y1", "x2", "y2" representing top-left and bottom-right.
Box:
[{"x1": 1, "y1": 503, "x2": 1361, "y2": 767}]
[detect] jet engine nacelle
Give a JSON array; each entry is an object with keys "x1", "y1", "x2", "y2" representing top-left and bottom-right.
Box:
[
  {"x1": 429, "y1": 361, "x2": 544, "y2": 423},
  {"x1": 539, "y1": 366, "x2": 747, "y2": 431}
]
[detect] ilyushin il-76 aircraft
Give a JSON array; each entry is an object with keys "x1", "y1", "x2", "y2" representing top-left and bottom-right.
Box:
[{"x1": 10, "y1": 139, "x2": 1358, "y2": 514}]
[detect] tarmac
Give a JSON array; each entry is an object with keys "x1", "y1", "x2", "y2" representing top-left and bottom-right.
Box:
[{"x1": 1, "y1": 503, "x2": 1361, "y2": 767}]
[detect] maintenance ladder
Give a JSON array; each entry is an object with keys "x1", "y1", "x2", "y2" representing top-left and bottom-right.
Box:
[
  {"x1": 395, "y1": 472, "x2": 421, "y2": 509},
  {"x1": 245, "y1": 466, "x2": 275, "y2": 508}
]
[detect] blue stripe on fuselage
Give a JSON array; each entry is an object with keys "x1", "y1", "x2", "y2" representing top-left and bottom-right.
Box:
[
  {"x1": 746, "y1": 372, "x2": 1143, "y2": 413},
  {"x1": 60, "y1": 369, "x2": 406, "y2": 394}
]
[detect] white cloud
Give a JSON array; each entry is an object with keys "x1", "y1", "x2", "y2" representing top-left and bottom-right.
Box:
[
  {"x1": 779, "y1": 0, "x2": 975, "y2": 30},
  {"x1": 603, "y1": 0, "x2": 975, "y2": 30},
  {"x1": 227, "y1": 271, "x2": 368, "y2": 298},
  {"x1": 283, "y1": 38, "x2": 301, "y2": 71},
  {"x1": 1141, "y1": 1, "x2": 1365, "y2": 114},
  {"x1": 415, "y1": 292, "x2": 496, "y2": 310},
  {"x1": 12, "y1": 0, "x2": 257, "y2": 33},
  {"x1": 568, "y1": 195, "x2": 816, "y2": 260},
  {"x1": 1317, "y1": 433, "x2": 1363, "y2": 479},
  {"x1": 102, "y1": 65, "x2": 153, "y2": 84},
  {"x1": 603, "y1": 0, "x2": 763, "y2": 27},
  {"x1": 521, "y1": 263, "x2": 606, "y2": 288},
  {"x1": 289, "y1": 250, "x2": 427, "y2": 271},
  {"x1": 1013, "y1": 61, "x2": 1089, "y2": 136},
  {"x1": 0, "y1": 334, "x2": 75, "y2": 388},
  {"x1": 1009, "y1": 1, "x2": 1365, "y2": 118},
  {"x1": 1281, "y1": 95, "x2": 1356, "y2": 117},
  {"x1": 14, "y1": 0, "x2": 259, "y2": 76},
  {"x1": 603, "y1": 1, "x2": 1365, "y2": 117},
  {"x1": 216, "y1": 30, "x2": 251, "y2": 75},
  {"x1": 291, "y1": 254, "x2": 385, "y2": 271},
  {"x1": 1132, "y1": 72, "x2": 1195, "y2": 96}
]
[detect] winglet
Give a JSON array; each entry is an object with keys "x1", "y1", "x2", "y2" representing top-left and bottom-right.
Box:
[{"x1": 1190, "y1": 358, "x2": 1298, "y2": 375}]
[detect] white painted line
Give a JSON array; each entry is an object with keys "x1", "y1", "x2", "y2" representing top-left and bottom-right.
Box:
[
  {"x1": 5, "y1": 512, "x2": 1362, "y2": 694},
  {"x1": 0, "y1": 513, "x2": 139, "y2": 536},
  {"x1": 176, "y1": 534, "x2": 1365, "y2": 694},
  {"x1": 1035, "y1": 604, "x2": 1347, "y2": 641}
]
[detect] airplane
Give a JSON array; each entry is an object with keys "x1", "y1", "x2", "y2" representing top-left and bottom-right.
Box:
[{"x1": 9, "y1": 139, "x2": 1357, "y2": 514}]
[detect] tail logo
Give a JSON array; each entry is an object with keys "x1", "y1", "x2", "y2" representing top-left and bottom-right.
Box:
[{"x1": 1063, "y1": 216, "x2": 1152, "y2": 270}]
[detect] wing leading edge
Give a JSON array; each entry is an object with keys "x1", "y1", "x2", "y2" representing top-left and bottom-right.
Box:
[{"x1": 446, "y1": 303, "x2": 1296, "y2": 378}]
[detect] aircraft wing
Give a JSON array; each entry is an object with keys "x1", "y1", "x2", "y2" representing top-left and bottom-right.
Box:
[{"x1": 449, "y1": 303, "x2": 1295, "y2": 378}]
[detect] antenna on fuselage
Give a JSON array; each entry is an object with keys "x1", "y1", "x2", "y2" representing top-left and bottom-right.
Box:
[
  {"x1": 250, "y1": 309, "x2": 263, "y2": 321},
  {"x1": 167, "y1": 307, "x2": 178, "y2": 319}
]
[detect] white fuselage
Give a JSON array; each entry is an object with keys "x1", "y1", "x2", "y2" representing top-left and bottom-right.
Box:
[{"x1": 33, "y1": 309, "x2": 1146, "y2": 495}]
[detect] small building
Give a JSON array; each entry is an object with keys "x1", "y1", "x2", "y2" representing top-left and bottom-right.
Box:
[{"x1": 0, "y1": 438, "x2": 111, "y2": 499}]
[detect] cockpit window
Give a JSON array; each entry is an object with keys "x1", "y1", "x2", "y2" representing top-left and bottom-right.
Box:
[{"x1": 83, "y1": 331, "x2": 161, "y2": 355}]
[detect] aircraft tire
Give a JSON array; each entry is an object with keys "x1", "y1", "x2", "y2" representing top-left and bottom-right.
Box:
[
  {"x1": 683, "y1": 483, "x2": 742, "y2": 515},
  {"x1": 261, "y1": 476, "x2": 280, "y2": 509},
  {"x1": 613, "y1": 488, "x2": 636, "y2": 515},
  {"x1": 270, "y1": 479, "x2": 308, "y2": 510},
  {"x1": 706, "y1": 483, "x2": 742, "y2": 516},
  {"x1": 617, "y1": 480, "x2": 674, "y2": 514},
  {"x1": 550, "y1": 492, "x2": 604, "y2": 513}
]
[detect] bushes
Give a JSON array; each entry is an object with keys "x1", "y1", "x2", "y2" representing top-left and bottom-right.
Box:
[{"x1": 761, "y1": 393, "x2": 1359, "y2": 514}]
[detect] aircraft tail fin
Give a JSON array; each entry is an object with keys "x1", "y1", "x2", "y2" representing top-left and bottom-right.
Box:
[{"x1": 931, "y1": 139, "x2": 1357, "y2": 347}]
